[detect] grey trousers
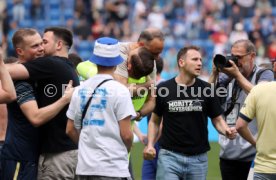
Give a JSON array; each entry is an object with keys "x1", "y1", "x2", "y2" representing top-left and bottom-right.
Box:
[
  {"x1": 37, "y1": 150, "x2": 78, "y2": 180},
  {"x1": 78, "y1": 176, "x2": 132, "y2": 180}
]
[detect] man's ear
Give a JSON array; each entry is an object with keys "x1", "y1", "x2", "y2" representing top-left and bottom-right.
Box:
[
  {"x1": 249, "y1": 52, "x2": 256, "y2": 63},
  {"x1": 178, "y1": 58, "x2": 185, "y2": 67},
  {"x1": 16, "y1": 47, "x2": 23, "y2": 56},
  {"x1": 57, "y1": 40, "x2": 63, "y2": 50},
  {"x1": 251, "y1": 52, "x2": 256, "y2": 59}
]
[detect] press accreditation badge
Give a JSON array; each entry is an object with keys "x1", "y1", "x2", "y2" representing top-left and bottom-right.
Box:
[{"x1": 225, "y1": 103, "x2": 240, "y2": 125}]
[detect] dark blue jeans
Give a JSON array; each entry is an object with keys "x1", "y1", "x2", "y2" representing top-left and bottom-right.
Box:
[
  {"x1": 142, "y1": 142, "x2": 160, "y2": 180},
  {"x1": 1, "y1": 159, "x2": 38, "y2": 180},
  {"x1": 0, "y1": 141, "x2": 4, "y2": 176}
]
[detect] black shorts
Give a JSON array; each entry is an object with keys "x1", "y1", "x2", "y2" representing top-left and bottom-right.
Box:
[
  {"x1": 0, "y1": 141, "x2": 4, "y2": 175},
  {"x1": 1, "y1": 159, "x2": 38, "y2": 180}
]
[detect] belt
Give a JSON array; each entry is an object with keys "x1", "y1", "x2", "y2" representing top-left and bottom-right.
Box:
[{"x1": 161, "y1": 146, "x2": 206, "y2": 156}]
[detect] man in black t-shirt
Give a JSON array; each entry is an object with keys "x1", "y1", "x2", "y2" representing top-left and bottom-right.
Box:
[
  {"x1": 1, "y1": 28, "x2": 75, "y2": 180},
  {"x1": 144, "y1": 46, "x2": 236, "y2": 180},
  {"x1": 6, "y1": 27, "x2": 79, "y2": 179}
]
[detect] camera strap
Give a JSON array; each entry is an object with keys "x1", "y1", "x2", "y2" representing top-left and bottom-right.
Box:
[
  {"x1": 223, "y1": 66, "x2": 257, "y2": 117},
  {"x1": 223, "y1": 81, "x2": 240, "y2": 117}
]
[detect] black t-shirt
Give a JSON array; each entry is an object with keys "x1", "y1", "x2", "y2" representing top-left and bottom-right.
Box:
[
  {"x1": 154, "y1": 78, "x2": 223, "y2": 155},
  {"x1": 23, "y1": 56, "x2": 80, "y2": 153},
  {"x1": 3, "y1": 80, "x2": 39, "y2": 162}
]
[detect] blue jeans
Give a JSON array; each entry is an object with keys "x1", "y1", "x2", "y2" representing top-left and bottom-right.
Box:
[
  {"x1": 156, "y1": 149, "x2": 208, "y2": 180},
  {"x1": 142, "y1": 142, "x2": 160, "y2": 180}
]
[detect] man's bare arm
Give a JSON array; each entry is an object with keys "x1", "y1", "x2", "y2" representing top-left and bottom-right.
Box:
[
  {"x1": 211, "y1": 115, "x2": 237, "y2": 140},
  {"x1": 6, "y1": 63, "x2": 29, "y2": 80},
  {"x1": 136, "y1": 87, "x2": 156, "y2": 120},
  {"x1": 236, "y1": 117, "x2": 256, "y2": 146},
  {"x1": 20, "y1": 81, "x2": 74, "y2": 127},
  {"x1": 119, "y1": 115, "x2": 133, "y2": 152},
  {"x1": 143, "y1": 113, "x2": 161, "y2": 160},
  {"x1": 0, "y1": 56, "x2": 16, "y2": 103},
  {"x1": 66, "y1": 119, "x2": 80, "y2": 145}
]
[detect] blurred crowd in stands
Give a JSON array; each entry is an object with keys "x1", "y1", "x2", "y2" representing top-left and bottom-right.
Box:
[{"x1": 0, "y1": 0, "x2": 276, "y2": 79}]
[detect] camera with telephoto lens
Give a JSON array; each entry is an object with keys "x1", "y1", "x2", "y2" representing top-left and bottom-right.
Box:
[{"x1": 213, "y1": 54, "x2": 239, "y2": 69}]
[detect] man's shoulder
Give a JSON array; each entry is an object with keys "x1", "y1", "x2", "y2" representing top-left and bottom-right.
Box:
[
  {"x1": 110, "y1": 80, "x2": 129, "y2": 91},
  {"x1": 83, "y1": 77, "x2": 128, "y2": 92},
  {"x1": 119, "y1": 42, "x2": 130, "y2": 51},
  {"x1": 33, "y1": 56, "x2": 69, "y2": 63},
  {"x1": 23, "y1": 56, "x2": 54, "y2": 66},
  {"x1": 157, "y1": 78, "x2": 174, "y2": 87},
  {"x1": 44, "y1": 56, "x2": 71, "y2": 64},
  {"x1": 254, "y1": 81, "x2": 276, "y2": 91},
  {"x1": 37, "y1": 56, "x2": 75, "y2": 71},
  {"x1": 255, "y1": 68, "x2": 274, "y2": 84},
  {"x1": 119, "y1": 42, "x2": 130, "y2": 47},
  {"x1": 194, "y1": 78, "x2": 211, "y2": 88}
]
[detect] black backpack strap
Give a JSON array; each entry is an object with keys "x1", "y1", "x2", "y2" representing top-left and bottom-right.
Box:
[
  {"x1": 80, "y1": 79, "x2": 112, "y2": 129},
  {"x1": 255, "y1": 68, "x2": 273, "y2": 84},
  {"x1": 224, "y1": 68, "x2": 272, "y2": 117}
]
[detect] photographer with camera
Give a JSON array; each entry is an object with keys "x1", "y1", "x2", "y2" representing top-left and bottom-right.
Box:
[{"x1": 209, "y1": 39, "x2": 274, "y2": 180}]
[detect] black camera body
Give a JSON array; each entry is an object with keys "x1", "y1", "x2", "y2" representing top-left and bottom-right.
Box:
[{"x1": 214, "y1": 54, "x2": 239, "y2": 69}]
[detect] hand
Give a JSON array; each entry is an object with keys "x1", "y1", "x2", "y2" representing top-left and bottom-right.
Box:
[
  {"x1": 143, "y1": 145, "x2": 156, "y2": 160},
  {"x1": 138, "y1": 134, "x2": 148, "y2": 145},
  {"x1": 133, "y1": 111, "x2": 143, "y2": 121},
  {"x1": 145, "y1": 76, "x2": 154, "y2": 88},
  {"x1": 62, "y1": 80, "x2": 74, "y2": 103},
  {"x1": 225, "y1": 127, "x2": 237, "y2": 140},
  {"x1": 211, "y1": 61, "x2": 219, "y2": 74},
  {"x1": 208, "y1": 62, "x2": 220, "y2": 84},
  {"x1": 221, "y1": 60, "x2": 240, "y2": 78}
]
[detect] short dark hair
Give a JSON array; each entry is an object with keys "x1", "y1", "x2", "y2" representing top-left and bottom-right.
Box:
[
  {"x1": 68, "y1": 53, "x2": 83, "y2": 69},
  {"x1": 44, "y1": 27, "x2": 73, "y2": 49},
  {"x1": 155, "y1": 57, "x2": 164, "y2": 74},
  {"x1": 12, "y1": 28, "x2": 38, "y2": 48},
  {"x1": 177, "y1": 46, "x2": 201, "y2": 66},
  {"x1": 138, "y1": 29, "x2": 164, "y2": 43},
  {"x1": 130, "y1": 47, "x2": 155, "y2": 79}
]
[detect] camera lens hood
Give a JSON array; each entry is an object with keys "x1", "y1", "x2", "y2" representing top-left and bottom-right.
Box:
[{"x1": 214, "y1": 54, "x2": 227, "y2": 69}]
